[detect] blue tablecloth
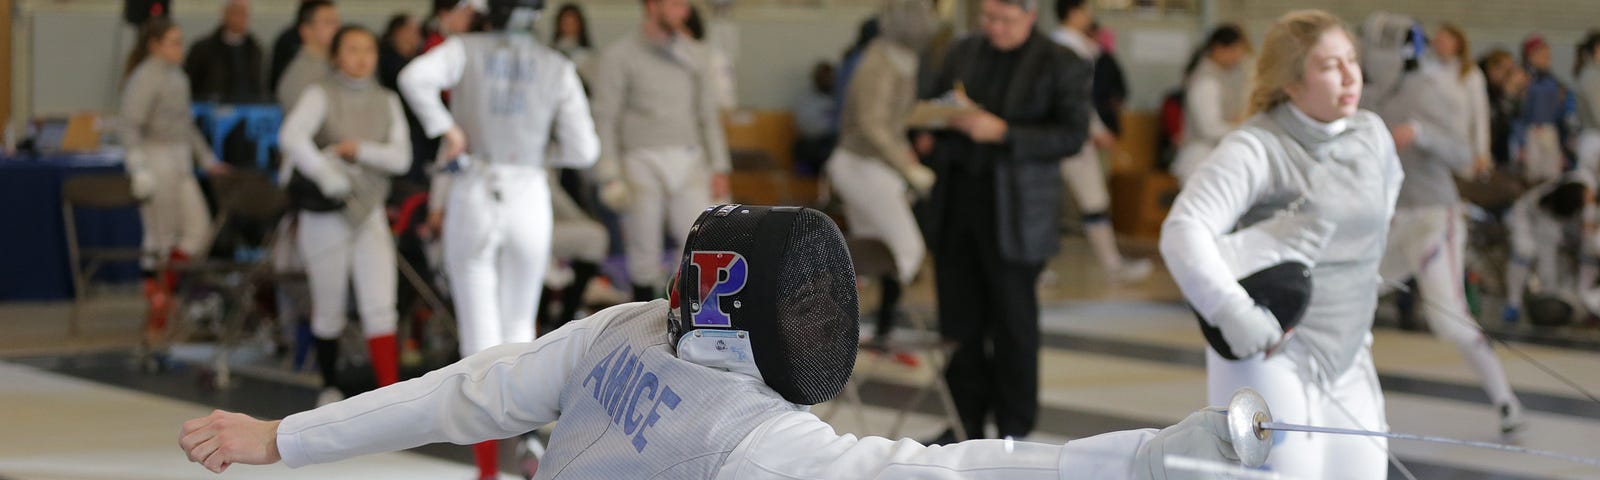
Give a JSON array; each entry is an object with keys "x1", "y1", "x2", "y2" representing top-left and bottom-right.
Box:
[{"x1": 0, "y1": 152, "x2": 143, "y2": 301}]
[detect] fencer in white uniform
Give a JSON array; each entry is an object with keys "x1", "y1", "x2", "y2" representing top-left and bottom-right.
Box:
[
  {"x1": 279, "y1": 26, "x2": 411, "y2": 402},
  {"x1": 1050, "y1": 4, "x2": 1151, "y2": 283},
  {"x1": 1372, "y1": 27, "x2": 1523, "y2": 434},
  {"x1": 119, "y1": 19, "x2": 228, "y2": 342},
  {"x1": 592, "y1": 0, "x2": 732, "y2": 301},
  {"x1": 1172, "y1": 25, "x2": 1251, "y2": 183},
  {"x1": 1573, "y1": 33, "x2": 1600, "y2": 176},
  {"x1": 1504, "y1": 174, "x2": 1598, "y2": 325},
  {"x1": 397, "y1": 0, "x2": 598, "y2": 476},
  {"x1": 825, "y1": 0, "x2": 937, "y2": 342},
  {"x1": 180, "y1": 205, "x2": 1243, "y2": 480},
  {"x1": 1161, "y1": 11, "x2": 1401, "y2": 478}
]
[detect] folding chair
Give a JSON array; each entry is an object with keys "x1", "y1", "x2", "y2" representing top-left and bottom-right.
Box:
[
  {"x1": 821, "y1": 237, "x2": 968, "y2": 442},
  {"x1": 144, "y1": 171, "x2": 292, "y2": 384},
  {"x1": 61, "y1": 174, "x2": 144, "y2": 338}
]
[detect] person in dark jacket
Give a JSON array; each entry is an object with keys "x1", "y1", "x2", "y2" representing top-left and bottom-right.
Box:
[
  {"x1": 185, "y1": 0, "x2": 266, "y2": 103},
  {"x1": 917, "y1": 0, "x2": 1091, "y2": 443}
]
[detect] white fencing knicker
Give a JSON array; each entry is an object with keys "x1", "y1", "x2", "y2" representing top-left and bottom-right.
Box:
[
  {"x1": 617, "y1": 146, "x2": 712, "y2": 292},
  {"x1": 128, "y1": 142, "x2": 212, "y2": 268},
  {"x1": 443, "y1": 163, "x2": 553, "y2": 356},
  {"x1": 824, "y1": 149, "x2": 925, "y2": 285}
]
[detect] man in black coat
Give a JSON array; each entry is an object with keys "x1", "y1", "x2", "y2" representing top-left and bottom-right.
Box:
[
  {"x1": 917, "y1": 0, "x2": 1091, "y2": 442},
  {"x1": 186, "y1": 0, "x2": 266, "y2": 103}
]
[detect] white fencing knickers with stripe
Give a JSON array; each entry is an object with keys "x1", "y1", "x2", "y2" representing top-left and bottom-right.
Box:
[
  {"x1": 824, "y1": 149, "x2": 925, "y2": 285},
  {"x1": 297, "y1": 208, "x2": 399, "y2": 341},
  {"x1": 1207, "y1": 335, "x2": 1389, "y2": 480},
  {"x1": 130, "y1": 142, "x2": 211, "y2": 268},
  {"x1": 1379, "y1": 204, "x2": 1519, "y2": 409},
  {"x1": 618, "y1": 146, "x2": 712, "y2": 290},
  {"x1": 444, "y1": 164, "x2": 553, "y2": 356}
]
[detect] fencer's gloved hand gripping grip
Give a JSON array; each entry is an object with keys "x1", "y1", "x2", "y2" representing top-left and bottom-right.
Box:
[{"x1": 1194, "y1": 212, "x2": 1333, "y2": 359}]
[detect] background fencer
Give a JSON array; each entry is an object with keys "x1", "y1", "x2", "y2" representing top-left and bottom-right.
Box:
[
  {"x1": 592, "y1": 0, "x2": 733, "y2": 302},
  {"x1": 397, "y1": 0, "x2": 599, "y2": 476},
  {"x1": 1505, "y1": 174, "x2": 1598, "y2": 325},
  {"x1": 1363, "y1": 12, "x2": 1523, "y2": 434},
  {"x1": 1050, "y1": 0, "x2": 1151, "y2": 284},
  {"x1": 279, "y1": 25, "x2": 412, "y2": 403},
  {"x1": 825, "y1": 0, "x2": 938, "y2": 344},
  {"x1": 177, "y1": 205, "x2": 1242, "y2": 480},
  {"x1": 119, "y1": 18, "x2": 230, "y2": 345},
  {"x1": 1160, "y1": 10, "x2": 1402, "y2": 478}
]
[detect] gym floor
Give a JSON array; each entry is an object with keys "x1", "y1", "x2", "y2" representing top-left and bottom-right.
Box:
[{"x1": 4, "y1": 237, "x2": 1600, "y2": 479}]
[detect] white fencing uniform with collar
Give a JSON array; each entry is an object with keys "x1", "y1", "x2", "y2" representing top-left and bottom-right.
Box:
[
  {"x1": 1161, "y1": 104, "x2": 1403, "y2": 478},
  {"x1": 399, "y1": 32, "x2": 598, "y2": 356},
  {"x1": 261, "y1": 205, "x2": 1240, "y2": 479},
  {"x1": 120, "y1": 59, "x2": 219, "y2": 266},
  {"x1": 274, "y1": 300, "x2": 1182, "y2": 479},
  {"x1": 279, "y1": 79, "x2": 412, "y2": 342}
]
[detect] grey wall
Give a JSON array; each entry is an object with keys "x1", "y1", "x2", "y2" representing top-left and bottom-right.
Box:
[{"x1": 16, "y1": 0, "x2": 1600, "y2": 120}]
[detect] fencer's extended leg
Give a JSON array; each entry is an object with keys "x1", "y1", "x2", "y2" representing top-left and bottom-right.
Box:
[
  {"x1": 299, "y1": 212, "x2": 355, "y2": 396},
  {"x1": 496, "y1": 186, "x2": 551, "y2": 344},
  {"x1": 351, "y1": 211, "x2": 400, "y2": 387},
  {"x1": 1063, "y1": 152, "x2": 1149, "y2": 283},
  {"x1": 1417, "y1": 208, "x2": 1523, "y2": 431},
  {"x1": 620, "y1": 152, "x2": 669, "y2": 299}
]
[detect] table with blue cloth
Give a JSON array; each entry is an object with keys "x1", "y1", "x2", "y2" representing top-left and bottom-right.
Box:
[{"x1": 0, "y1": 152, "x2": 143, "y2": 301}]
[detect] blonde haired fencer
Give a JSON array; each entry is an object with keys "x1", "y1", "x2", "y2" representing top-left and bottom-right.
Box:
[
  {"x1": 397, "y1": 0, "x2": 600, "y2": 476},
  {"x1": 1161, "y1": 10, "x2": 1403, "y2": 478},
  {"x1": 825, "y1": 0, "x2": 938, "y2": 343},
  {"x1": 1050, "y1": 0, "x2": 1150, "y2": 283},
  {"x1": 279, "y1": 25, "x2": 411, "y2": 405},
  {"x1": 119, "y1": 17, "x2": 231, "y2": 346}
]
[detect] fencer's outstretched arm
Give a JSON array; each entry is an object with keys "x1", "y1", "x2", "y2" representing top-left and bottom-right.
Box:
[
  {"x1": 723, "y1": 412, "x2": 1156, "y2": 479},
  {"x1": 398, "y1": 37, "x2": 467, "y2": 139},
  {"x1": 272, "y1": 308, "x2": 618, "y2": 467}
]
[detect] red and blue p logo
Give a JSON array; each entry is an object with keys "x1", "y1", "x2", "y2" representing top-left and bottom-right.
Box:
[{"x1": 688, "y1": 251, "x2": 748, "y2": 327}]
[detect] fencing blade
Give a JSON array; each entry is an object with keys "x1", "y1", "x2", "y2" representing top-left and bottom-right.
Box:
[{"x1": 1227, "y1": 387, "x2": 1600, "y2": 470}]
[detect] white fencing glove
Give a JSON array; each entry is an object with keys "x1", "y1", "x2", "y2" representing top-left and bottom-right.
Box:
[
  {"x1": 600, "y1": 179, "x2": 634, "y2": 212},
  {"x1": 1134, "y1": 407, "x2": 1237, "y2": 480},
  {"x1": 1208, "y1": 301, "x2": 1285, "y2": 359},
  {"x1": 902, "y1": 163, "x2": 936, "y2": 198},
  {"x1": 129, "y1": 170, "x2": 156, "y2": 202}
]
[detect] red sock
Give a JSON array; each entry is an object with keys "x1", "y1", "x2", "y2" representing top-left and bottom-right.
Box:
[
  {"x1": 473, "y1": 440, "x2": 498, "y2": 479},
  {"x1": 143, "y1": 277, "x2": 170, "y2": 332},
  {"x1": 366, "y1": 335, "x2": 398, "y2": 387}
]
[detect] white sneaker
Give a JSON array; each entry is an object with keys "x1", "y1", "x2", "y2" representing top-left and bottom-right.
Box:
[
  {"x1": 1111, "y1": 258, "x2": 1154, "y2": 284},
  {"x1": 316, "y1": 387, "x2": 344, "y2": 407},
  {"x1": 1500, "y1": 402, "x2": 1525, "y2": 435}
]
